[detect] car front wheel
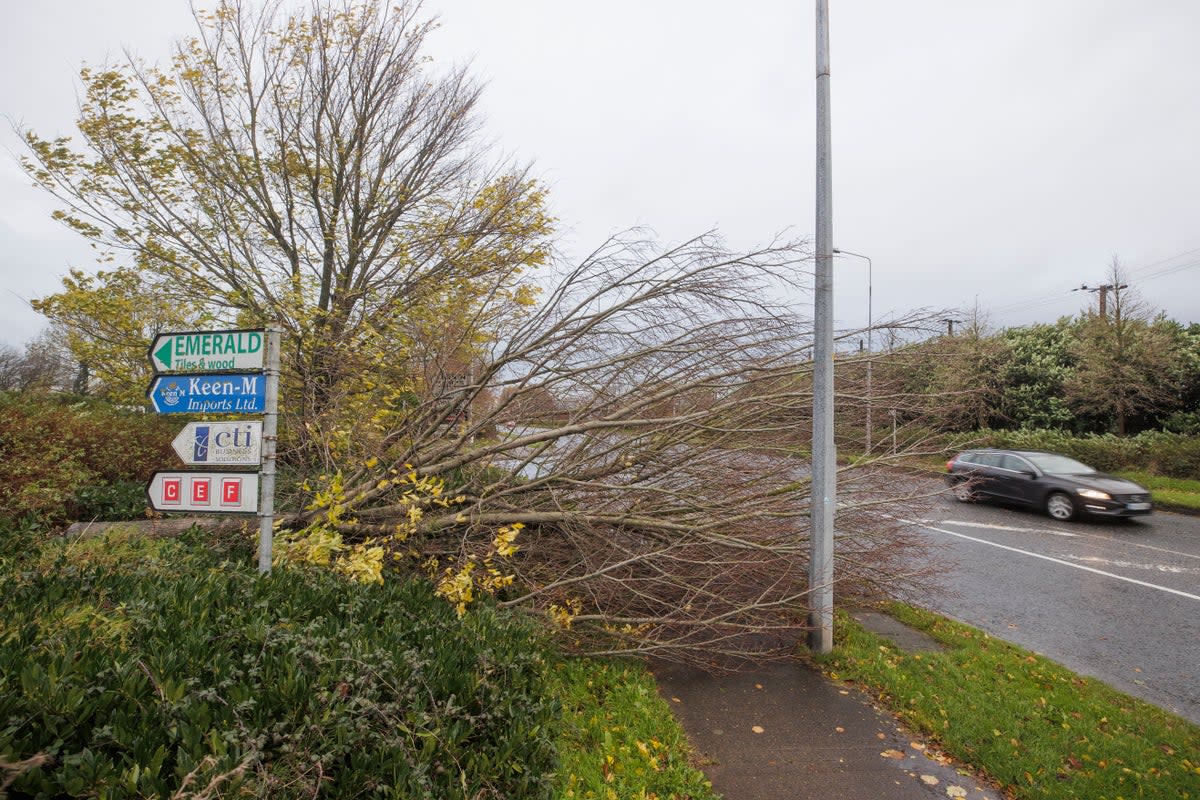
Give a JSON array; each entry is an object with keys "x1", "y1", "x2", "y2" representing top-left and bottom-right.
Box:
[{"x1": 1046, "y1": 492, "x2": 1077, "y2": 522}]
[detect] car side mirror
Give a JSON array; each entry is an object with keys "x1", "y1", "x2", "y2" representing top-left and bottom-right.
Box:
[{"x1": 1020, "y1": 470, "x2": 1036, "y2": 479}]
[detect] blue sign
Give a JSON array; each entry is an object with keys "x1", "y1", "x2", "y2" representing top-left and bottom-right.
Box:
[{"x1": 148, "y1": 373, "x2": 266, "y2": 414}]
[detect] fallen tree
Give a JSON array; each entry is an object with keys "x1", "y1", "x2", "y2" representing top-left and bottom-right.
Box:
[
  {"x1": 20, "y1": 0, "x2": 948, "y2": 663},
  {"x1": 277, "y1": 231, "x2": 946, "y2": 664}
]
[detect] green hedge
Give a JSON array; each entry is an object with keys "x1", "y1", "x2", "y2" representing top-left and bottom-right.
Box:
[
  {"x1": 954, "y1": 429, "x2": 1200, "y2": 479},
  {"x1": 0, "y1": 393, "x2": 175, "y2": 526},
  {"x1": 0, "y1": 528, "x2": 559, "y2": 798}
]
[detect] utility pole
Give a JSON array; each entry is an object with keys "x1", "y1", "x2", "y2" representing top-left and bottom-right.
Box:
[
  {"x1": 832, "y1": 248, "x2": 872, "y2": 455},
  {"x1": 810, "y1": 0, "x2": 835, "y2": 655},
  {"x1": 1074, "y1": 283, "x2": 1127, "y2": 320},
  {"x1": 943, "y1": 318, "x2": 962, "y2": 336}
]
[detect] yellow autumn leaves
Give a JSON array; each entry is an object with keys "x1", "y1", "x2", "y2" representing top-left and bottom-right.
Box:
[{"x1": 277, "y1": 464, "x2": 526, "y2": 617}]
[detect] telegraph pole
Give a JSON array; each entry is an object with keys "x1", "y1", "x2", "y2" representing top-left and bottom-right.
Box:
[
  {"x1": 1074, "y1": 283, "x2": 1127, "y2": 320},
  {"x1": 810, "y1": 0, "x2": 835, "y2": 654}
]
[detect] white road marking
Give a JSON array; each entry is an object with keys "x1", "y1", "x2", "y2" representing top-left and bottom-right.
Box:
[
  {"x1": 926, "y1": 514, "x2": 1200, "y2": 561},
  {"x1": 1078, "y1": 536, "x2": 1200, "y2": 562},
  {"x1": 930, "y1": 519, "x2": 1078, "y2": 537},
  {"x1": 900, "y1": 516, "x2": 1200, "y2": 603},
  {"x1": 1060, "y1": 555, "x2": 1200, "y2": 575}
]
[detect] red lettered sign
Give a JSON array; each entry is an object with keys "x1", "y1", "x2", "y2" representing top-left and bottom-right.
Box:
[
  {"x1": 161, "y1": 477, "x2": 182, "y2": 505},
  {"x1": 221, "y1": 477, "x2": 243, "y2": 506},
  {"x1": 147, "y1": 472, "x2": 258, "y2": 513}
]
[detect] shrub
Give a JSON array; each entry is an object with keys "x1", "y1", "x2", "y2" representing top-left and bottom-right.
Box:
[
  {"x1": 69, "y1": 480, "x2": 151, "y2": 522},
  {"x1": 0, "y1": 529, "x2": 559, "y2": 798},
  {"x1": 0, "y1": 393, "x2": 175, "y2": 526}
]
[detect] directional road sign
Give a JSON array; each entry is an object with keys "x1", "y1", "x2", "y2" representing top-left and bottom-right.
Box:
[
  {"x1": 147, "y1": 471, "x2": 259, "y2": 513},
  {"x1": 148, "y1": 373, "x2": 267, "y2": 414},
  {"x1": 149, "y1": 329, "x2": 264, "y2": 374},
  {"x1": 172, "y1": 421, "x2": 263, "y2": 466}
]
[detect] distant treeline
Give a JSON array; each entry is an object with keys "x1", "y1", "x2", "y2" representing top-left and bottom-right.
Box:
[{"x1": 866, "y1": 313, "x2": 1200, "y2": 437}]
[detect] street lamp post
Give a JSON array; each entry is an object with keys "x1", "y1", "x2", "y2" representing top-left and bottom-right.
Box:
[
  {"x1": 833, "y1": 248, "x2": 873, "y2": 454},
  {"x1": 810, "y1": 0, "x2": 835, "y2": 654}
]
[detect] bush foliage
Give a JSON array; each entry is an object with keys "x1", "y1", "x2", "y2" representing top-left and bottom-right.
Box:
[
  {"x1": 0, "y1": 528, "x2": 560, "y2": 798},
  {"x1": 0, "y1": 393, "x2": 175, "y2": 526}
]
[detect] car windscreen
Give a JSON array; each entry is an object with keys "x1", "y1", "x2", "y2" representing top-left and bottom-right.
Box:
[{"x1": 1023, "y1": 453, "x2": 1095, "y2": 475}]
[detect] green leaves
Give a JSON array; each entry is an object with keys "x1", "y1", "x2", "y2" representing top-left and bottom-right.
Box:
[
  {"x1": 0, "y1": 394, "x2": 176, "y2": 526},
  {"x1": 0, "y1": 530, "x2": 560, "y2": 798}
]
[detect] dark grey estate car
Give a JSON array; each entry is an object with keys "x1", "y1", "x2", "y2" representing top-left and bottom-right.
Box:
[{"x1": 945, "y1": 449, "x2": 1153, "y2": 521}]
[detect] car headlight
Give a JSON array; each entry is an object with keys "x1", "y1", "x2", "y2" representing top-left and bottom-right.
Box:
[{"x1": 1076, "y1": 488, "x2": 1111, "y2": 501}]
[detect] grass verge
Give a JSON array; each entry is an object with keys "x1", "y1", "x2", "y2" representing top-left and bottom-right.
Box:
[
  {"x1": 551, "y1": 658, "x2": 718, "y2": 800},
  {"x1": 1117, "y1": 470, "x2": 1200, "y2": 512},
  {"x1": 813, "y1": 603, "x2": 1199, "y2": 800}
]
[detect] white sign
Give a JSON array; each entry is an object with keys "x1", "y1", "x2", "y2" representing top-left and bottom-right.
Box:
[
  {"x1": 172, "y1": 421, "x2": 263, "y2": 466},
  {"x1": 147, "y1": 472, "x2": 259, "y2": 513},
  {"x1": 149, "y1": 329, "x2": 265, "y2": 373}
]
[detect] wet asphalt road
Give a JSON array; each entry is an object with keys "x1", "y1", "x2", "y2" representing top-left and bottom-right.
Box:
[{"x1": 898, "y1": 482, "x2": 1200, "y2": 725}]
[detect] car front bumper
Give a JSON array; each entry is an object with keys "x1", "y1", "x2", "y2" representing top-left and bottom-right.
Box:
[{"x1": 1079, "y1": 500, "x2": 1153, "y2": 518}]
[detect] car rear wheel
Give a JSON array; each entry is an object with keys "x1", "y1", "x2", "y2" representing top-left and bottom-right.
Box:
[
  {"x1": 952, "y1": 480, "x2": 976, "y2": 502},
  {"x1": 1046, "y1": 492, "x2": 1077, "y2": 522}
]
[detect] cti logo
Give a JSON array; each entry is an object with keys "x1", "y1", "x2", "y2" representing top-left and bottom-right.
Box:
[
  {"x1": 193, "y1": 425, "x2": 210, "y2": 462},
  {"x1": 189, "y1": 423, "x2": 257, "y2": 463}
]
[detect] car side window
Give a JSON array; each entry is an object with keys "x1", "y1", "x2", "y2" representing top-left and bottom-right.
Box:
[
  {"x1": 1008, "y1": 453, "x2": 1036, "y2": 472},
  {"x1": 1001, "y1": 454, "x2": 1034, "y2": 473},
  {"x1": 971, "y1": 453, "x2": 999, "y2": 467}
]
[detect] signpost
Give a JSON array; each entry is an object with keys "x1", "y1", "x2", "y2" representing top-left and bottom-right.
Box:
[
  {"x1": 171, "y1": 421, "x2": 262, "y2": 466},
  {"x1": 147, "y1": 471, "x2": 260, "y2": 513},
  {"x1": 257, "y1": 327, "x2": 281, "y2": 574},
  {"x1": 148, "y1": 373, "x2": 267, "y2": 414},
  {"x1": 149, "y1": 329, "x2": 264, "y2": 373},
  {"x1": 144, "y1": 324, "x2": 281, "y2": 574}
]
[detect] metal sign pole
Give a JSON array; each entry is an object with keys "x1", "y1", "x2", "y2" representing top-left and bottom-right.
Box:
[{"x1": 258, "y1": 325, "x2": 282, "y2": 574}]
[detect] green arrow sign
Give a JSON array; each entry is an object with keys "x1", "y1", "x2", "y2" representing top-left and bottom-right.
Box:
[
  {"x1": 154, "y1": 340, "x2": 174, "y2": 369},
  {"x1": 148, "y1": 329, "x2": 265, "y2": 374}
]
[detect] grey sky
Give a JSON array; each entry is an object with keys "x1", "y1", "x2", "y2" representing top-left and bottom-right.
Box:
[{"x1": 3, "y1": 1, "x2": 1199, "y2": 349}]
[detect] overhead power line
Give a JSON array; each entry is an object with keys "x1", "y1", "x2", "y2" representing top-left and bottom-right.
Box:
[
  {"x1": 1137, "y1": 256, "x2": 1200, "y2": 283},
  {"x1": 1124, "y1": 246, "x2": 1200, "y2": 279},
  {"x1": 975, "y1": 244, "x2": 1200, "y2": 321}
]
